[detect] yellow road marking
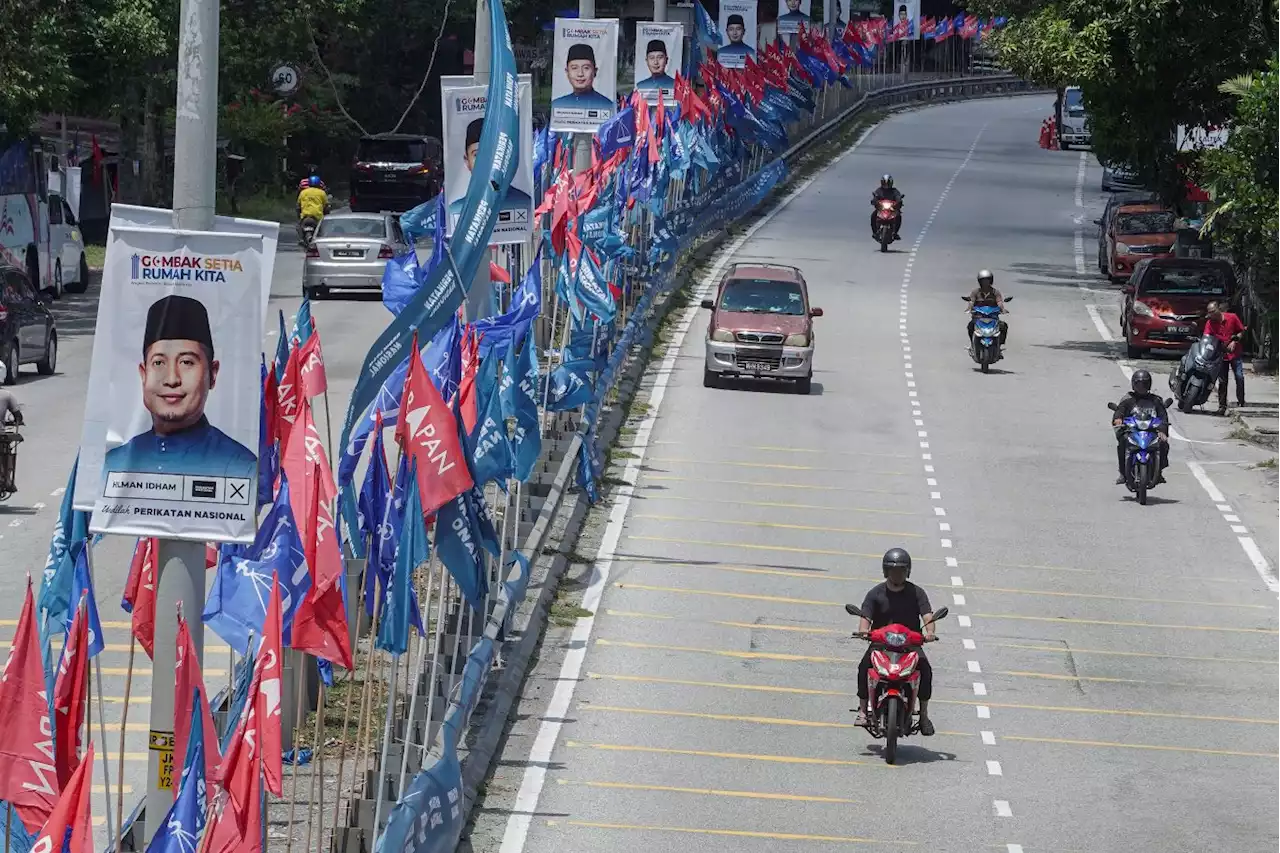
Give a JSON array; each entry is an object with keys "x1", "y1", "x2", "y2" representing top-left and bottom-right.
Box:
[
  {"x1": 42, "y1": 640, "x2": 235, "y2": 654},
  {"x1": 92, "y1": 784, "x2": 133, "y2": 794},
  {"x1": 642, "y1": 474, "x2": 908, "y2": 497},
  {"x1": 645, "y1": 493, "x2": 920, "y2": 516},
  {"x1": 991, "y1": 642, "x2": 1279, "y2": 666},
  {"x1": 100, "y1": 696, "x2": 152, "y2": 705},
  {"x1": 631, "y1": 513, "x2": 923, "y2": 539},
  {"x1": 974, "y1": 613, "x2": 1278, "y2": 635},
  {"x1": 1001, "y1": 735, "x2": 1278, "y2": 759},
  {"x1": 646, "y1": 456, "x2": 908, "y2": 476},
  {"x1": 566, "y1": 740, "x2": 887, "y2": 767},
  {"x1": 90, "y1": 666, "x2": 227, "y2": 678},
  {"x1": 579, "y1": 703, "x2": 972, "y2": 737},
  {"x1": 607, "y1": 608, "x2": 843, "y2": 634},
  {"x1": 629, "y1": 535, "x2": 937, "y2": 560},
  {"x1": 995, "y1": 670, "x2": 1208, "y2": 688},
  {"x1": 545, "y1": 819, "x2": 912, "y2": 845},
  {"x1": 614, "y1": 582, "x2": 845, "y2": 608},
  {"x1": 599, "y1": 637, "x2": 853, "y2": 663},
  {"x1": 590, "y1": 671, "x2": 851, "y2": 696},
  {"x1": 555, "y1": 778, "x2": 859, "y2": 804},
  {"x1": 651, "y1": 439, "x2": 913, "y2": 460}
]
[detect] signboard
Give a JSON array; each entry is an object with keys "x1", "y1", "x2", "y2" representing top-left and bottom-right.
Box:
[
  {"x1": 633, "y1": 23, "x2": 683, "y2": 105},
  {"x1": 892, "y1": 0, "x2": 919, "y2": 38},
  {"x1": 150, "y1": 730, "x2": 175, "y2": 792},
  {"x1": 76, "y1": 225, "x2": 269, "y2": 543},
  {"x1": 550, "y1": 18, "x2": 619, "y2": 132},
  {"x1": 717, "y1": 0, "x2": 758, "y2": 67},
  {"x1": 776, "y1": 0, "x2": 813, "y2": 35},
  {"x1": 270, "y1": 63, "x2": 300, "y2": 95},
  {"x1": 441, "y1": 74, "x2": 534, "y2": 245}
]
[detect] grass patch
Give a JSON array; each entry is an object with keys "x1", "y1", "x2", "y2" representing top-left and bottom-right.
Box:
[
  {"x1": 83, "y1": 243, "x2": 106, "y2": 270},
  {"x1": 549, "y1": 592, "x2": 593, "y2": 626},
  {"x1": 216, "y1": 190, "x2": 299, "y2": 225},
  {"x1": 1253, "y1": 457, "x2": 1277, "y2": 469}
]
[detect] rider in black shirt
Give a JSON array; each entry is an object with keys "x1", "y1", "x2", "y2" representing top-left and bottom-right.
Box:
[
  {"x1": 1112, "y1": 368, "x2": 1169, "y2": 485},
  {"x1": 854, "y1": 548, "x2": 936, "y2": 735},
  {"x1": 870, "y1": 174, "x2": 904, "y2": 241}
]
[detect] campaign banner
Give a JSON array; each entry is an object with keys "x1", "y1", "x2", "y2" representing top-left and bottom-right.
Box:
[
  {"x1": 776, "y1": 0, "x2": 813, "y2": 34},
  {"x1": 633, "y1": 23, "x2": 683, "y2": 105},
  {"x1": 441, "y1": 74, "x2": 534, "y2": 245},
  {"x1": 894, "y1": 0, "x2": 919, "y2": 37},
  {"x1": 717, "y1": 0, "x2": 758, "y2": 67},
  {"x1": 550, "y1": 18, "x2": 619, "y2": 132},
  {"x1": 77, "y1": 226, "x2": 268, "y2": 543}
]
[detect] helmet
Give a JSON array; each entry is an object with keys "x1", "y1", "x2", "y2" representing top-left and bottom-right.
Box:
[
  {"x1": 298, "y1": 178, "x2": 309, "y2": 191},
  {"x1": 880, "y1": 174, "x2": 894, "y2": 189},
  {"x1": 1131, "y1": 369, "x2": 1152, "y2": 395},
  {"x1": 882, "y1": 548, "x2": 912, "y2": 578},
  {"x1": 0, "y1": 362, "x2": 7, "y2": 384},
  {"x1": 977, "y1": 269, "x2": 994, "y2": 287},
  {"x1": 309, "y1": 175, "x2": 322, "y2": 187}
]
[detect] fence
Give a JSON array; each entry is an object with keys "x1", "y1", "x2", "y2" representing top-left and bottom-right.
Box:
[{"x1": 326, "y1": 70, "x2": 1041, "y2": 853}]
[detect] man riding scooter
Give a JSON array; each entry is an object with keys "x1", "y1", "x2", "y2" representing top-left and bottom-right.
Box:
[
  {"x1": 965, "y1": 270, "x2": 1009, "y2": 347},
  {"x1": 1111, "y1": 368, "x2": 1169, "y2": 485},
  {"x1": 870, "y1": 175, "x2": 904, "y2": 242},
  {"x1": 0, "y1": 362, "x2": 24, "y2": 500},
  {"x1": 296, "y1": 175, "x2": 331, "y2": 247}
]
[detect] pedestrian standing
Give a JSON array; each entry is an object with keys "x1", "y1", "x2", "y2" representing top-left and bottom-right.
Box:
[{"x1": 1204, "y1": 300, "x2": 1247, "y2": 414}]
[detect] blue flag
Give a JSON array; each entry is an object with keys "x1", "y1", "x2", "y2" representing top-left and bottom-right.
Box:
[
  {"x1": 38, "y1": 455, "x2": 90, "y2": 682},
  {"x1": 357, "y1": 420, "x2": 392, "y2": 609},
  {"x1": 376, "y1": 460, "x2": 427, "y2": 657},
  {"x1": 436, "y1": 489, "x2": 490, "y2": 614},
  {"x1": 220, "y1": 653, "x2": 255, "y2": 754},
  {"x1": 466, "y1": 349, "x2": 514, "y2": 486},
  {"x1": 147, "y1": 688, "x2": 207, "y2": 853},
  {"x1": 65, "y1": 544, "x2": 104, "y2": 658},
  {"x1": 695, "y1": 0, "x2": 720, "y2": 42},
  {"x1": 400, "y1": 192, "x2": 441, "y2": 245},
  {"x1": 500, "y1": 336, "x2": 542, "y2": 481},
  {"x1": 274, "y1": 309, "x2": 289, "y2": 382},
  {"x1": 291, "y1": 297, "x2": 314, "y2": 346},
  {"x1": 257, "y1": 358, "x2": 277, "y2": 510},
  {"x1": 475, "y1": 246, "x2": 542, "y2": 359},
  {"x1": 381, "y1": 249, "x2": 422, "y2": 317},
  {"x1": 596, "y1": 108, "x2": 636, "y2": 160},
  {"x1": 543, "y1": 358, "x2": 596, "y2": 411}
]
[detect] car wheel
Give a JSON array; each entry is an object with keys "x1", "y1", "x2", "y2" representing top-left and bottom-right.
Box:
[
  {"x1": 66, "y1": 254, "x2": 90, "y2": 295},
  {"x1": 36, "y1": 332, "x2": 56, "y2": 376},
  {"x1": 303, "y1": 285, "x2": 328, "y2": 300},
  {"x1": 3, "y1": 341, "x2": 17, "y2": 385},
  {"x1": 795, "y1": 375, "x2": 812, "y2": 395},
  {"x1": 702, "y1": 367, "x2": 718, "y2": 389},
  {"x1": 1060, "y1": 141, "x2": 1070, "y2": 151},
  {"x1": 52, "y1": 261, "x2": 63, "y2": 299}
]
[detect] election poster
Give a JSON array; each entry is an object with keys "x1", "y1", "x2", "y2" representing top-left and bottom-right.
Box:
[
  {"x1": 633, "y1": 23, "x2": 683, "y2": 105},
  {"x1": 776, "y1": 0, "x2": 813, "y2": 35},
  {"x1": 717, "y1": 0, "x2": 758, "y2": 67},
  {"x1": 441, "y1": 74, "x2": 534, "y2": 245},
  {"x1": 550, "y1": 18, "x2": 619, "y2": 133},
  {"x1": 893, "y1": 0, "x2": 919, "y2": 38},
  {"x1": 76, "y1": 224, "x2": 270, "y2": 543}
]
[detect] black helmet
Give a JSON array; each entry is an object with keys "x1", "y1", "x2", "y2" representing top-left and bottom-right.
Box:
[
  {"x1": 1131, "y1": 369, "x2": 1152, "y2": 394},
  {"x1": 882, "y1": 548, "x2": 912, "y2": 578},
  {"x1": 880, "y1": 174, "x2": 893, "y2": 189}
]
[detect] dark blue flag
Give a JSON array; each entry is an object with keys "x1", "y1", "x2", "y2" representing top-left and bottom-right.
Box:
[
  {"x1": 500, "y1": 337, "x2": 541, "y2": 482},
  {"x1": 376, "y1": 459, "x2": 427, "y2": 657},
  {"x1": 475, "y1": 246, "x2": 542, "y2": 359},
  {"x1": 466, "y1": 349, "x2": 514, "y2": 486},
  {"x1": 597, "y1": 107, "x2": 636, "y2": 159},
  {"x1": 65, "y1": 543, "x2": 104, "y2": 658},
  {"x1": 147, "y1": 688, "x2": 207, "y2": 853},
  {"x1": 381, "y1": 249, "x2": 422, "y2": 317}
]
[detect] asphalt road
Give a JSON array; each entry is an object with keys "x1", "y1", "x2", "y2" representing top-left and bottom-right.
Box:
[{"x1": 468, "y1": 95, "x2": 1279, "y2": 853}]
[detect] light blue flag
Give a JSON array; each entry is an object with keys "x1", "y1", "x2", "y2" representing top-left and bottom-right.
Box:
[
  {"x1": 466, "y1": 349, "x2": 513, "y2": 487},
  {"x1": 274, "y1": 309, "x2": 290, "y2": 382},
  {"x1": 376, "y1": 459, "x2": 426, "y2": 657},
  {"x1": 146, "y1": 687, "x2": 207, "y2": 853},
  {"x1": 500, "y1": 336, "x2": 541, "y2": 482},
  {"x1": 38, "y1": 455, "x2": 90, "y2": 682},
  {"x1": 291, "y1": 297, "x2": 314, "y2": 346},
  {"x1": 65, "y1": 544, "x2": 104, "y2": 658}
]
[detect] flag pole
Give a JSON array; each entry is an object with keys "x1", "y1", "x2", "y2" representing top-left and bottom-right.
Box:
[
  {"x1": 396, "y1": 557, "x2": 435, "y2": 795},
  {"x1": 329, "y1": 526, "x2": 371, "y2": 836},
  {"x1": 419, "y1": 560, "x2": 450, "y2": 762},
  {"x1": 80, "y1": 544, "x2": 117, "y2": 845},
  {"x1": 303, "y1": 672, "x2": 326, "y2": 853},
  {"x1": 282, "y1": 649, "x2": 309, "y2": 853},
  {"x1": 369, "y1": 646, "x2": 401, "y2": 837}
]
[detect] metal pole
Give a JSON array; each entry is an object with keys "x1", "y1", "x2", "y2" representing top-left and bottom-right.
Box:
[
  {"x1": 146, "y1": 0, "x2": 219, "y2": 839},
  {"x1": 573, "y1": 0, "x2": 596, "y2": 175},
  {"x1": 653, "y1": 0, "x2": 667, "y2": 22},
  {"x1": 463, "y1": 0, "x2": 495, "y2": 323}
]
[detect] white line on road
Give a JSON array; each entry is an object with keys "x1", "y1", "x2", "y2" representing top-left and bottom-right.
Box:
[
  {"x1": 951, "y1": 576, "x2": 963, "y2": 586},
  {"x1": 987, "y1": 760, "x2": 1003, "y2": 776},
  {"x1": 1186, "y1": 462, "x2": 1278, "y2": 593},
  {"x1": 962, "y1": 638, "x2": 976, "y2": 650},
  {"x1": 977, "y1": 705, "x2": 990, "y2": 719},
  {"x1": 981, "y1": 730, "x2": 996, "y2": 745},
  {"x1": 967, "y1": 660, "x2": 981, "y2": 673},
  {"x1": 1085, "y1": 304, "x2": 1114, "y2": 341},
  {"x1": 953, "y1": 593, "x2": 967, "y2": 606},
  {"x1": 51, "y1": 487, "x2": 65, "y2": 497},
  {"x1": 973, "y1": 683, "x2": 987, "y2": 696},
  {"x1": 1187, "y1": 460, "x2": 1227, "y2": 502},
  {"x1": 939, "y1": 522, "x2": 951, "y2": 531},
  {"x1": 31, "y1": 502, "x2": 45, "y2": 510},
  {"x1": 1008, "y1": 845, "x2": 1025, "y2": 852},
  {"x1": 1072, "y1": 152, "x2": 1088, "y2": 275},
  {"x1": 957, "y1": 615, "x2": 971, "y2": 627},
  {"x1": 994, "y1": 801, "x2": 1013, "y2": 818},
  {"x1": 945, "y1": 557, "x2": 958, "y2": 567}
]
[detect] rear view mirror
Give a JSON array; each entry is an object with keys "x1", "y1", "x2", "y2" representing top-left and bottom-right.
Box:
[
  {"x1": 700, "y1": 298, "x2": 714, "y2": 309},
  {"x1": 1107, "y1": 402, "x2": 1118, "y2": 411},
  {"x1": 1004, "y1": 296, "x2": 1014, "y2": 302},
  {"x1": 1092, "y1": 218, "x2": 1102, "y2": 225},
  {"x1": 928, "y1": 607, "x2": 949, "y2": 622},
  {"x1": 1122, "y1": 285, "x2": 1135, "y2": 295},
  {"x1": 1164, "y1": 398, "x2": 1174, "y2": 408},
  {"x1": 809, "y1": 307, "x2": 824, "y2": 317},
  {"x1": 961, "y1": 295, "x2": 971, "y2": 302},
  {"x1": 844, "y1": 603, "x2": 865, "y2": 618}
]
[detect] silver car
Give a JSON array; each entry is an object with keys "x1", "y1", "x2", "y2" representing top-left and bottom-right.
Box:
[{"x1": 302, "y1": 212, "x2": 410, "y2": 298}]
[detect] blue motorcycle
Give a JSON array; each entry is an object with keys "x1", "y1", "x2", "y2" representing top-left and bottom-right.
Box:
[
  {"x1": 962, "y1": 296, "x2": 1013, "y2": 373},
  {"x1": 1107, "y1": 398, "x2": 1173, "y2": 505}
]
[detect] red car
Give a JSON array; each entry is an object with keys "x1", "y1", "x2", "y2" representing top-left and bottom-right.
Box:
[
  {"x1": 1121, "y1": 257, "x2": 1236, "y2": 358},
  {"x1": 1105, "y1": 203, "x2": 1177, "y2": 282}
]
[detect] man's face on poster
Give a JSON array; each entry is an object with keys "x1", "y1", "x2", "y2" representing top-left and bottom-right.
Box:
[
  {"x1": 465, "y1": 141, "x2": 479, "y2": 172},
  {"x1": 646, "y1": 48, "x2": 668, "y2": 75},
  {"x1": 898, "y1": 6, "x2": 908, "y2": 22},
  {"x1": 566, "y1": 59, "x2": 597, "y2": 92},
  {"x1": 727, "y1": 22, "x2": 746, "y2": 42},
  {"x1": 786, "y1": 0, "x2": 801, "y2": 13},
  {"x1": 139, "y1": 339, "x2": 218, "y2": 434}
]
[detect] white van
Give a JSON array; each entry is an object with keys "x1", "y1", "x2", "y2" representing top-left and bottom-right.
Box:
[{"x1": 1059, "y1": 86, "x2": 1091, "y2": 149}]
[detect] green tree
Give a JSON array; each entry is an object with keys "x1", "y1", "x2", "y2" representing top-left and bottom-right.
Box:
[{"x1": 0, "y1": 0, "x2": 75, "y2": 135}]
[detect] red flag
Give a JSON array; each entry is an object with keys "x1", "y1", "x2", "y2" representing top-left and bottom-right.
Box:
[
  {"x1": 218, "y1": 575, "x2": 284, "y2": 800},
  {"x1": 206, "y1": 543, "x2": 218, "y2": 569},
  {"x1": 29, "y1": 743, "x2": 92, "y2": 853},
  {"x1": 90, "y1": 136, "x2": 103, "y2": 187},
  {"x1": 489, "y1": 261, "x2": 511, "y2": 284},
  {"x1": 649, "y1": 98, "x2": 664, "y2": 164},
  {"x1": 457, "y1": 325, "x2": 481, "y2": 433},
  {"x1": 174, "y1": 611, "x2": 222, "y2": 790},
  {"x1": 122, "y1": 537, "x2": 157, "y2": 658},
  {"x1": 275, "y1": 344, "x2": 303, "y2": 447},
  {"x1": 396, "y1": 339, "x2": 473, "y2": 514},
  {"x1": 0, "y1": 581, "x2": 59, "y2": 832},
  {"x1": 263, "y1": 364, "x2": 279, "y2": 448},
  {"x1": 205, "y1": 764, "x2": 262, "y2": 853},
  {"x1": 297, "y1": 330, "x2": 329, "y2": 398},
  {"x1": 52, "y1": 597, "x2": 90, "y2": 788}
]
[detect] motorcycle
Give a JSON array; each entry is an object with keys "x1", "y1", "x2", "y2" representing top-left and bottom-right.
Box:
[
  {"x1": 962, "y1": 295, "x2": 1013, "y2": 373},
  {"x1": 298, "y1": 216, "x2": 320, "y2": 250},
  {"x1": 873, "y1": 199, "x2": 900, "y2": 252},
  {"x1": 844, "y1": 603, "x2": 949, "y2": 765},
  {"x1": 1107, "y1": 397, "x2": 1173, "y2": 506},
  {"x1": 1170, "y1": 333, "x2": 1223, "y2": 413},
  {"x1": 0, "y1": 422, "x2": 22, "y2": 501}
]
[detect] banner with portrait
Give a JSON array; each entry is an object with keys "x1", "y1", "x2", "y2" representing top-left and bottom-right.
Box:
[
  {"x1": 776, "y1": 0, "x2": 812, "y2": 35},
  {"x1": 76, "y1": 225, "x2": 269, "y2": 543},
  {"x1": 441, "y1": 74, "x2": 534, "y2": 245},
  {"x1": 717, "y1": 0, "x2": 758, "y2": 68},
  {"x1": 633, "y1": 23, "x2": 683, "y2": 105},
  {"x1": 550, "y1": 18, "x2": 619, "y2": 132}
]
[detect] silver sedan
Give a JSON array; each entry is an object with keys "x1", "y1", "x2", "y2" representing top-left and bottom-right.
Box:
[{"x1": 302, "y1": 212, "x2": 411, "y2": 298}]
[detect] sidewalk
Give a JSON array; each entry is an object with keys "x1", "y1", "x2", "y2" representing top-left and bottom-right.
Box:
[{"x1": 1234, "y1": 365, "x2": 1278, "y2": 450}]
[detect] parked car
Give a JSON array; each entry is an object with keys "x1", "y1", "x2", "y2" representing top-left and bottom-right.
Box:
[
  {"x1": 302, "y1": 213, "x2": 411, "y2": 299},
  {"x1": 1120, "y1": 257, "x2": 1235, "y2": 358},
  {"x1": 700, "y1": 263, "x2": 822, "y2": 394},
  {"x1": 1105, "y1": 203, "x2": 1177, "y2": 282},
  {"x1": 1101, "y1": 162, "x2": 1144, "y2": 193},
  {"x1": 46, "y1": 192, "x2": 90, "y2": 297},
  {"x1": 0, "y1": 264, "x2": 58, "y2": 383},
  {"x1": 349, "y1": 134, "x2": 443, "y2": 213},
  {"x1": 1058, "y1": 86, "x2": 1091, "y2": 149},
  {"x1": 1095, "y1": 191, "x2": 1159, "y2": 273}
]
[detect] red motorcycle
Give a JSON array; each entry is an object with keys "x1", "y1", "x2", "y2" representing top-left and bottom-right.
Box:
[
  {"x1": 844, "y1": 603, "x2": 948, "y2": 764},
  {"x1": 873, "y1": 199, "x2": 901, "y2": 252}
]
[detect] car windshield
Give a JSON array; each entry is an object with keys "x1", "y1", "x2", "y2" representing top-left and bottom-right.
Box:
[
  {"x1": 1140, "y1": 268, "x2": 1228, "y2": 296},
  {"x1": 358, "y1": 139, "x2": 427, "y2": 163},
  {"x1": 1116, "y1": 212, "x2": 1175, "y2": 235},
  {"x1": 318, "y1": 217, "x2": 387, "y2": 239},
  {"x1": 718, "y1": 278, "x2": 806, "y2": 315}
]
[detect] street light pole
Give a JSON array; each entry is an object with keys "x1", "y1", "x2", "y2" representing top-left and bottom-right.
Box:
[
  {"x1": 653, "y1": 0, "x2": 667, "y2": 23},
  {"x1": 572, "y1": 0, "x2": 595, "y2": 175},
  {"x1": 143, "y1": 0, "x2": 219, "y2": 842}
]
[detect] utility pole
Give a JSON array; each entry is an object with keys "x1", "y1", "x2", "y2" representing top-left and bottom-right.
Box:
[
  {"x1": 143, "y1": 0, "x2": 219, "y2": 842},
  {"x1": 463, "y1": 0, "x2": 494, "y2": 322},
  {"x1": 653, "y1": 0, "x2": 667, "y2": 22},
  {"x1": 572, "y1": 0, "x2": 595, "y2": 175}
]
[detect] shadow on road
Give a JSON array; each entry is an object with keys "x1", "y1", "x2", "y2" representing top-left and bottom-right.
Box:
[{"x1": 47, "y1": 274, "x2": 103, "y2": 340}]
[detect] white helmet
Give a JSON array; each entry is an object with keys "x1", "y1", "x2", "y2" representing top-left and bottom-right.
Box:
[
  {"x1": 0, "y1": 362, "x2": 8, "y2": 385},
  {"x1": 977, "y1": 269, "x2": 994, "y2": 286}
]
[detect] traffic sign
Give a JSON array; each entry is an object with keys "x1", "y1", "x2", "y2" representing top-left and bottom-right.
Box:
[{"x1": 271, "y1": 63, "x2": 301, "y2": 95}]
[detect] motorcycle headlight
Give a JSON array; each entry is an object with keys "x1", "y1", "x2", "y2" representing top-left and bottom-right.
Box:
[
  {"x1": 885, "y1": 631, "x2": 908, "y2": 648},
  {"x1": 784, "y1": 333, "x2": 809, "y2": 347},
  {"x1": 1132, "y1": 301, "x2": 1154, "y2": 317},
  {"x1": 1115, "y1": 242, "x2": 1132, "y2": 255},
  {"x1": 711, "y1": 329, "x2": 734, "y2": 343}
]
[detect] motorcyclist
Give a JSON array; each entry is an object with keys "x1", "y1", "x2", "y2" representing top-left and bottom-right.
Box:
[
  {"x1": 965, "y1": 269, "x2": 1009, "y2": 346},
  {"x1": 0, "y1": 362, "x2": 24, "y2": 496},
  {"x1": 870, "y1": 175, "x2": 904, "y2": 241},
  {"x1": 1111, "y1": 368, "x2": 1169, "y2": 485},
  {"x1": 854, "y1": 548, "x2": 936, "y2": 736},
  {"x1": 296, "y1": 175, "x2": 331, "y2": 245}
]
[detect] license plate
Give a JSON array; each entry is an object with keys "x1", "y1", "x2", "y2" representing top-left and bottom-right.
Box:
[
  {"x1": 1168, "y1": 325, "x2": 1191, "y2": 335},
  {"x1": 333, "y1": 250, "x2": 364, "y2": 258},
  {"x1": 739, "y1": 360, "x2": 773, "y2": 372},
  {"x1": 382, "y1": 173, "x2": 398, "y2": 181}
]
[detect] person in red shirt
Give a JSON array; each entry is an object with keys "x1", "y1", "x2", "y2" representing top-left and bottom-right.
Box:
[{"x1": 1204, "y1": 301, "x2": 1247, "y2": 413}]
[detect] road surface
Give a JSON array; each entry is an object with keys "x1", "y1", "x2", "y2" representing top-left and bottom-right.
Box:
[{"x1": 464, "y1": 95, "x2": 1279, "y2": 853}]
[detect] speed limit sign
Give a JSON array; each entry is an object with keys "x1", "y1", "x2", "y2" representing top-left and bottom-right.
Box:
[{"x1": 270, "y1": 63, "x2": 300, "y2": 95}]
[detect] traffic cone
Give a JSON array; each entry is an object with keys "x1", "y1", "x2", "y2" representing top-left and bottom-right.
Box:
[{"x1": 1047, "y1": 117, "x2": 1060, "y2": 150}]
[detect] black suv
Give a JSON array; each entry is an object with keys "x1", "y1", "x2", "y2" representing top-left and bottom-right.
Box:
[
  {"x1": 0, "y1": 264, "x2": 57, "y2": 383},
  {"x1": 349, "y1": 134, "x2": 443, "y2": 213}
]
